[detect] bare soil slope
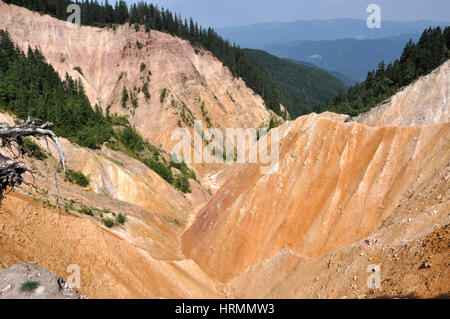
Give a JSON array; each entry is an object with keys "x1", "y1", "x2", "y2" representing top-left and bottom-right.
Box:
[{"x1": 182, "y1": 113, "x2": 449, "y2": 282}]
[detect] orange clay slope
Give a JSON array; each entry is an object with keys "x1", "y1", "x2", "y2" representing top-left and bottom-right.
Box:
[{"x1": 182, "y1": 111, "x2": 449, "y2": 282}]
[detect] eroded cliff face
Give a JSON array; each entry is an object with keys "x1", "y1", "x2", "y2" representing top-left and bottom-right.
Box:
[
  {"x1": 226, "y1": 157, "x2": 450, "y2": 298},
  {"x1": 0, "y1": 1, "x2": 272, "y2": 165},
  {"x1": 182, "y1": 114, "x2": 450, "y2": 282}
]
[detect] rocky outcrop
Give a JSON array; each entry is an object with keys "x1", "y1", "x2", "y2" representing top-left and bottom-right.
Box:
[{"x1": 0, "y1": 263, "x2": 82, "y2": 299}]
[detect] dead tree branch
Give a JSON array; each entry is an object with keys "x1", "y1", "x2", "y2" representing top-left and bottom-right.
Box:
[{"x1": 0, "y1": 117, "x2": 66, "y2": 205}]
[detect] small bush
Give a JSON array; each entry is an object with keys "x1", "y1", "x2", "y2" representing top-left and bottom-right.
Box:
[
  {"x1": 136, "y1": 40, "x2": 143, "y2": 49},
  {"x1": 142, "y1": 82, "x2": 150, "y2": 101},
  {"x1": 116, "y1": 213, "x2": 126, "y2": 224},
  {"x1": 102, "y1": 218, "x2": 115, "y2": 228},
  {"x1": 140, "y1": 62, "x2": 146, "y2": 72},
  {"x1": 20, "y1": 281, "x2": 40, "y2": 292},
  {"x1": 23, "y1": 137, "x2": 47, "y2": 160},
  {"x1": 119, "y1": 126, "x2": 145, "y2": 152},
  {"x1": 73, "y1": 66, "x2": 83, "y2": 76},
  {"x1": 160, "y1": 88, "x2": 167, "y2": 103},
  {"x1": 130, "y1": 92, "x2": 138, "y2": 108},
  {"x1": 174, "y1": 174, "x2": 191, "y2": 193},
  {"x1": 268, "y1": 116, "x2": 281, "y2": 130},
  {"x1": 80, "y1": 207, "x2": 94, "y2": 216},
  {"x1": 144, "y1": 159, "x2": 173, "y2": 184},
  {"x1": 121, "y1": 87, "x2": 129, "y2": 108},
  {"x1": 65, "y1": 169, "x2": 90, "y2": 187},
  {"x1": 164, "y1": 216, "x2": 182, "y2": 226}
]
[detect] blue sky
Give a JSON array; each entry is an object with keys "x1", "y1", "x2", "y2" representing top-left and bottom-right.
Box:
[{"x1": 124, "y1": 0, "x2": 450, "y2": 28}]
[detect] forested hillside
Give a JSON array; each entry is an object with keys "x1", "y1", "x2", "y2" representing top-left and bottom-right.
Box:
[
  {"x1": 0, "y1": 30, "x2": 111, "y2": 149},
  {"x1": 0, "y1": 30, "x2": 194, "y2": 192},
  {"x1": 244, "y1": 49, "x2": 347, "y2": 117},
  {"x1": 322, "y1": 26, "x2": 450, "y2": 116},
  {"x1": 3, "y1": 0, "x2": 282, "y2": 115}
]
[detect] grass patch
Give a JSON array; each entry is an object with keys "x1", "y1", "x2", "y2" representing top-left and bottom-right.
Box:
[
  {"x1": 164, "y1": 216, "x2": 182, "y2": 227},
  {"x1": 65, "y1": 169, "x2": 90, "y2": 187},
  {"x1": 20, "y1": 281, "x2": 40, "y2": 293},
  {"x1": 79, "y1": 207, "x2": 94, "y2": 216},
  {"x1": 23, "y1": 137, "x2": 48, "y2": 160}
]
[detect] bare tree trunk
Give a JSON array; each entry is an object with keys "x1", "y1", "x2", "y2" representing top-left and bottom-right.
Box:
[{"x1": 0, "y1": 117, "x2": 66, "y2": 205}]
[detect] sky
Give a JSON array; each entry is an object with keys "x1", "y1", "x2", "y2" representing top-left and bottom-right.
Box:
[{"x1": 124, "y1": 0, "x2": 450, "y2": 28}]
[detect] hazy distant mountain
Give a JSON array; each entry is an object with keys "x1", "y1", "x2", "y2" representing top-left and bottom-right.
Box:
[
  {"x1": 216, "y1": 19, "x2": 449, "y2": 49},
  {"x1": 244, "y1": 49, "x2": 347, "y2": 117},
  {"x1": 264, "y1": 34, "x2": 422, "y2": 81}
]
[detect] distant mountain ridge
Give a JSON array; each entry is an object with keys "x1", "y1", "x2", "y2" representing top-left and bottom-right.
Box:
[
  {"x1": 216, "y1": 19, "x2": 450, "y2": 48},
  {"x1": 264, "y1": 34, "x2": 423, "y2": 81}
]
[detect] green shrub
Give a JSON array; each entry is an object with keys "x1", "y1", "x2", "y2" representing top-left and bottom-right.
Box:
[
  {"x1": 80, "y1": 207, "x2": 94, "y2": 216},
  {"x1": 116, "y1": 213, "x2": 126, "y2": 224},
  {"x1": 136, "y1": 40, "x2": 143, "y2": 49},
  {"x1": 140, "y1": 62, "x2": 146, "y2": 72},
  {"x1": 122, "y1": 87, "x2": 129, "y2": 108},
  {"x1": 174, "y1": 174, "x2": 191, "y2": 193},
  {"x1": 170, "y1": 161, "x2": 196, "y2": 180},
  {"x1": 20, "y1": 281, "x2": 40, "y2": 292},
  {"x1": 144, "y1": 159, "x2": 173, "y2": 184},
  {"x1": 268, "y1": 116, "x2": 281, "y2": 130},
  {"x1": 164, "y1": 216, "x2": 182, "y2": 227},
  {"x1": 160, "y1": 88, "x2": 167, "y2": 103},
  {"x1": 22, "y1": 137, "x2": 47, "y2": 160},
  {"x1": 130, "y1": 92, "x2": 138, "y2": 108},
  {"x1": 73, "y1": 66, "x2": 83, "y2": 76},
  {"x1": 102, "y1": 218, "x2": 115, "y2": 228},
  {"x1": 65, "y1": 169, "x2": 90, "y2": 187},
  {"x1": 119, "y1": 126, "x2": 145, "y2": 152},
  {"x1": 142, "y1": 82, "x2": 150, "y2": 100}
]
